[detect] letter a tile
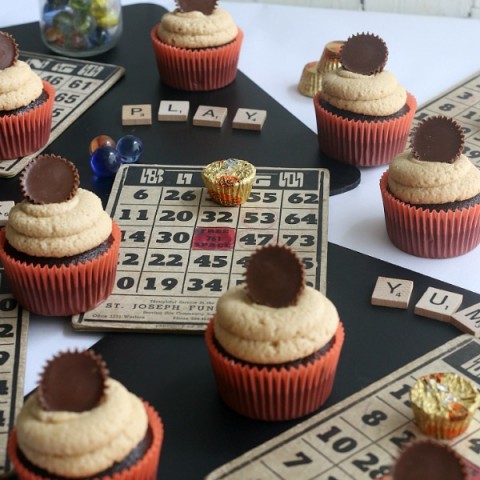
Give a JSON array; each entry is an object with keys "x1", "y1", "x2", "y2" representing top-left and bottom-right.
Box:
[
  {"x1": 414, "y1": 286, "x2": 463, "y2": 322},
  {"x1": 371, "y1": 276, "x2": 413, "y2": 309},
  {"x1": 451, "y1": 302, "x2": 480, "y2": 336},
  {"x1": 193, "y1": 105, "x2": 227, "y2": 128}
]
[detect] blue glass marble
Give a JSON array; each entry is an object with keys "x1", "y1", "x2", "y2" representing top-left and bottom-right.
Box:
[
  {"x1": 116, "y1": 135, "x2": 143, "y2": 164},
  {"x1": 90, "y1": 146, "x2": 121, "y2": 177}
]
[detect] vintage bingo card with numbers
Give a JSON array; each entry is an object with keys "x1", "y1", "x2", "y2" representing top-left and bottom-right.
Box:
[
  {"x1": 413, "y1": 69, "x2": 480, "y2": 168},
  {"x1": 0, "y1": 52, "x2": 124, "y2": 178},
  {"x1": 72, "y1": 164, "x2": 329, "y2": 333},
  {"x1": 0, "y1": 264, "x2": 29, "y2": 475},
  {"x1": 206, "y1": 334, "x2": 480, "y2": 480}
]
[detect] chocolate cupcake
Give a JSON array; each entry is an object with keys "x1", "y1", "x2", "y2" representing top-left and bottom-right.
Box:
[
  {"x1": 313, "y1": 33, "x2": 416, "y2": 167},
  {"x1": 205, "y1": 244, "x2": 345, "y2": 421},
  {"x1": 0, "y1": 154, "x2": 121, "y2": 316},
  {"x1": 8, "y1": 350, "x2": 163, "y2": 480},
  {"x1": 380, "y1": 116, "x2": 480, "y2": 258},
  {"x1": 150, "y1": 0, "x2": 243, "y2": 91},
  {"x1": 0, "y1": 32, "x2": 54, "y2": 160}
]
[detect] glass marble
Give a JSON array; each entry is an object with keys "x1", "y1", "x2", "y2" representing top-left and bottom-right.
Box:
[
  {"x1": 116, "y1": 135, "x2": 143, "y2": 164},
  {"x1": 89, "y1": 134, "x2": 116, "y2": 155},
  {"x1": 90, "y1": 146, "x2": 121, "y2": 177}
]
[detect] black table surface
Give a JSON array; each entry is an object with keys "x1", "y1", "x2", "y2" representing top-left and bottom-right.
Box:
[{"x1": 2, "y1": 5, "x2": 480, "y2": 479}]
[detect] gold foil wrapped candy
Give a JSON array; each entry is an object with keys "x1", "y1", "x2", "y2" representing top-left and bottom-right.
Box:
[
  {"x1": 410, "y1": 372, "x2": 480, "y2": 440},
  {"x1": 202, "y1": 159, "x2": 256, "y2": 206},
  {"x1": 298, "y1": 40, "x2": 344, "y2": 97}
]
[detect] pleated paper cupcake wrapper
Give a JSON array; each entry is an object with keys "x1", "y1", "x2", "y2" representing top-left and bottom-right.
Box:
[
  {"x1": 0, "y1": 222, "x2": 121, "y2": 316},
  {"x1": 314, "y1": 92, "x2": 417, "y2": 167},
  {"x1": 8, "y1": 401, "x2": 164, "y2": 480},
  {"x1": 411, "y1": 403, "x2": 475, "y2": 440},
  {"x1": 203, "y1": 179, "x2": 253, "y2": 206},
  {"x1": 0, "y1": 81, "x2": 55, "y2": 161},
  {"x1": 380, "y1": 172, "x2": 480, "y2": 258},
  {"x1": 150, "y1": 26, "x2": 243, "y2": 91},
  {"x1": 205, "y1": 319, "x2": 345, "y2": 421}
]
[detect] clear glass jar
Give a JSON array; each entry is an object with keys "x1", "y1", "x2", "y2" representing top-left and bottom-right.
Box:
[{"x1": 39, "y1": 0, "x2": 123, "y2": 57}]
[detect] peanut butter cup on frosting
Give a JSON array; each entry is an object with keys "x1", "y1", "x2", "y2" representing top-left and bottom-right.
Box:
[
  {"x1": 0, "y1": 32, "x2": 18, "y2": 70},
  {"x1": 380, "y1": 115, "x2": 480, "y2": 257},
  {"x1": 8, "y1": 349, "x2": 164, "y2": 480},
  {"x1": 177, "y1": 0, "x2": 217, "y2": 14},
  {"x1": 340, "y1": 32, "x2": 388, "y2": 76},
  {"x1": 314, "y1": 31, "x2": 416, "y2": 167},
  {"x1": 205, "y1": 244, "x2": 345, "y2": 420}
]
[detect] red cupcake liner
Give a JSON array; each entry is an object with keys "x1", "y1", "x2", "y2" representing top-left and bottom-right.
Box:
[
  {"x1": 380, "y1": 171, "x2": 480, "y2": 258},
  {"x1": 8, "y1": 401, "x2": 164, "y2": 480},
  {"x1": 0, "y1": 221, "x2": 121, "y2": 316},
  {"x1": 205, "y1": 318, "x2": 345, "y2": 421},
  {"x1": 150, "y1": 25, "x2": 243, "y2": 91},
  {"x1": 314, "y1": 91, "x2": 417, "y2": 167},
  {"x1": 0, "y1": 81, "x2": 55, "y2": 161}
]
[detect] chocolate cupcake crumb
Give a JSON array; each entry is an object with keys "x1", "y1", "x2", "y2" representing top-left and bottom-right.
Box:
[
  {"x1": 176, "y1": 0, "x2": 217, "y2": 14},
  {"x1": 38, "y1": 350, "x2": 109, "y2": 412},
  {"x1": 245, "y1": 244, "x2": 305, "y2": 308},
  {"x1": 411, "y1": 116, "x2": 465, "y2": 163},
  {"x1": 340, "y1": 32, "x2": 388, "y2": 75},
  {"x1": 0, "y1": 32, "x2": 19, "y2": 70},
  {"x1": 21, "y1": 155, "x2": 80, "y2": 205}
]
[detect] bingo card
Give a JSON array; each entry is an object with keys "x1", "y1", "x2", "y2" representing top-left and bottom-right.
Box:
[
  {"x1": 72, "y1": 164, "x2": 329, "y2": 332},
  {"x1": 413, "y1": 69, "x2": 480, "y2": 168},
  {"x1": 0, "y1": 263, "x2": 29, "y2": 475},
  {"x1": 0, "y1": 52, "x2": 124, "y2": 178},
  {"x1": 206, "y1": 334, "x2": 480, "y2": 480}
]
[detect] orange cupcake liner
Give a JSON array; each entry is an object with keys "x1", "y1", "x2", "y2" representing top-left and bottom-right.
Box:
[
  {"x1": 0, "y1": 221, "x2": 121, "y2": 316},
  {"x1": 150, "y1": 25, "x2": 243, "y2": 91},
  {"x1": 380, "y1": 171, "x2": 480, "y2": 258},
  {"x1": 314, "y1": 91, "x2": 417, "y2": 167},
  {"x1": 205, "y1": 318, "x2": 345, "y2": 421},
  {"x1": 7, "y1": 401, "x2": 164, "y2": 480},
  {"x1": 0, "y1": 81, "x2": 55, "y2": 161}
]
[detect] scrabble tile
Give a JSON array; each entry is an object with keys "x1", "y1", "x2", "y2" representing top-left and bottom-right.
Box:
[
  {"x1": 232, "y1": 108, "x2": 267, "y2": 131},
  {"x1": 451, "y1": 302, "x2": 480, "y2": 336},
  {"x1": 414, "y1": 286, "x2": 463, "y2": 322},
  {"x1": 158, "y1": 100, "x2": 190, "y2": 122},
  {"x1": 0, "y1": 201, "x2": 14, "y2": 226},
  {"x1": 371, "y1": 276, "x2": 414, "y2": 309},
  {"x1": 122, "y1": 104, "x2": 152, "y2": 126},
  {"x1": 192, "y1": 105, "x2": 227, "y2": 128}
]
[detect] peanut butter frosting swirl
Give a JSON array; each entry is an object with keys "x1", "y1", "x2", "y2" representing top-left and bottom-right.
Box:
[
  {"x1": 15, "y1": 378, "x2": 148, "y2": 477},
  {"x1": 214, "y1": 286, "x2": 339, "y2": 364},
  {"x1": 157, "y1": 8, "x2": 238, "y2": 48},
  {"x1": 321, "y1": 68, "x2": 407, "y2": 116},
  {"x1": 0, "y1": 60, "x2": 43, "y2": 111},
  {"x1": 388, "y1": 152, "x2": 480, "y2": 204},
  {"x1": 6, "y1": 188, "x2": 112, "y2": 257}
]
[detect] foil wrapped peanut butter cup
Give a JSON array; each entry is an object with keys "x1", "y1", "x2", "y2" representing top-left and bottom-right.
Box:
[
  {"x1": 201, "y1": 158, "x2": 256, "y2": 206},
  {"x1": 410, "y1": 372, "x2": 480, "y2": 440},
  {"x1": 298, "y1": 40, "x2": 343, "y2": 98}
]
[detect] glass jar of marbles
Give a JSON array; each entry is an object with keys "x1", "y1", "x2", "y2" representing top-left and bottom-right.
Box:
[{"x1": 39, "y1": 0, "x2": 122, "y2": 57}]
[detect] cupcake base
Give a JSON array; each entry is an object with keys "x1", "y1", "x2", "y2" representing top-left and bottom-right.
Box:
[
  {"x1": 8, "y1": 401, "x2": 164, "y2": 480},
  {"x1": 0, "y1": 81, "x2": 55, "y2": 160},
  {"x1": 380, "y1": 171, "x2": 480, "y2": 258},
  {"x1": 314, "y1": 91, "x2": 417, "y2": 167},
  {"x1": 0, "y1": 221, "x2": 121, "y2": 316},
  {"x1": 205, "y1": 319, "x2": 345, "y2": 421},
  {"x1": 150, "y1": 25, "x2": 243, "y2": 91}
]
